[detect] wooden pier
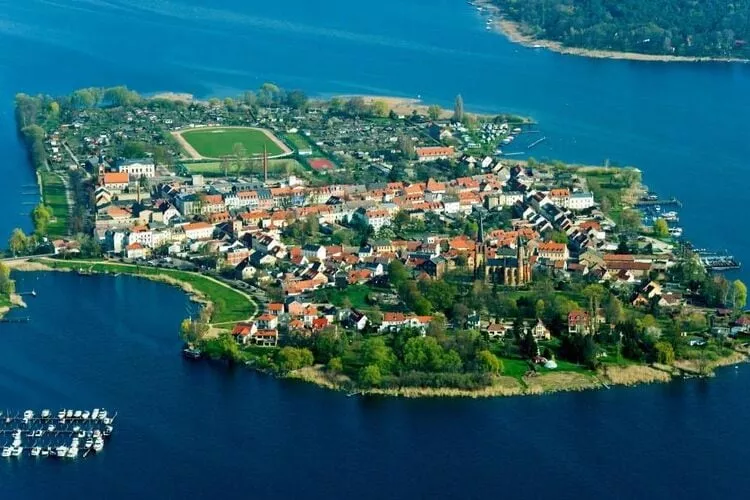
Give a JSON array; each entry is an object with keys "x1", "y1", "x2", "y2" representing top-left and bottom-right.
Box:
[{"x1": 635, "y1": 197, "x2": 683, "y2": 208}]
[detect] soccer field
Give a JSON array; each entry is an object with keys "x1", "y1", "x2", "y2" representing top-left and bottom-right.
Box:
[{"x1": 179, "y1": 127, "x2": 287, "y2": 158}]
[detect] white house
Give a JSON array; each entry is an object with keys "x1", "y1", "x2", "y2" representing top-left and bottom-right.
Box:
[
  {"x1": 302, "y1": 244, "x2": 326, "y2": 261},
  {"x1": 118, "y1": 158, "x2": 155, "y2": 179},
  {"x1": 182, "y1": 222, "x2": 214, "y2": 240}
]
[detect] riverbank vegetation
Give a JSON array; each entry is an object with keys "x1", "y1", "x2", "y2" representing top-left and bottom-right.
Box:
[{"x1": 491, "y1": 0, "x2": 750, "y2": 59}]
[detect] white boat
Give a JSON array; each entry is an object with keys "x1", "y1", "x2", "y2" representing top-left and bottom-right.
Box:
[
  {"x1": 73, "y1": 425, "x2": 80, "y2": 433},
  {"x1": 41, "y1": 448, "x2": 50, "y2": 457},
  {"x1": 41, "y1": 409, "x2": 51, "y2": 419},
  {"x1": 12, "y1": 430, "x2": 21, "y2": 439},
  {"x1": 104, "y1": 425, "x2": 113, "y2": 436},
  {"x1": 47, "y1": 424, "x2": 55, "y2": 432},
  {"x1": 11, "y1": 447, "x2": 22, "y2": 457},
  {"x1": 65, "y1": 410, "x2": 73, "y2": 418},
  {"x1": 55, "y1": 445, "x2": 68, "y2": 457},
  {"x1": 98, "y1": 410, "x2": 108, "y2": 420},
  {"x1": 93, "y1": 429, "x2": 102, "y2": 438},
  {"x1": 66, "y1": 447, "x2": 78, "y2": 458},
  {"x1": 85, "y1": 439, "x2": 93, "y2": 449},
  {"x1": 73, "y1": 410, "x2": 82, "y2": 419},
  {"x1": 669, "y1": 227, "x2": 683, "y2": 237},
  {"x1": 4, "y1": 417, "x2": 10, "y2": 424},
  {"x1": 81, "y1": 411, "x2": 90, "y2": 420},
  {"x1": 34, "y1": 430, "x2": 43, "y2": 438},
  {"x1": 23, "y1": 410, "x2": 34, "y2": 420},
  {"x1": 103, "y1": 417, "x2": 112, "y2": 425},
  {"x1": 12, "y1": 438, "x2": 22, "y2": 448},
  {"x1": 93, "y1": 440, "x2": 104, "y2": 452},
  {"x1": 57, "y1": 410, "x2": 66, "y2": 419},
  {"x1": 30, "y1": 446, "x2": 41, "y2": 457},
  {"x1": 1, "y1": 447, "x2": 11, "y2": 458},
  {"x1": 77, "y1": 430, "x2": 86, "y2": 438},
  {"x1": 91, "y1": 409, "x2": 100, "y2": 419}
]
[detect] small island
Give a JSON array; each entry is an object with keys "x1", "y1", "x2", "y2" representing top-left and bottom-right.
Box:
[
  {"x1": 477, "y1": 0, "x2": 750, "y2": 62},
  {"x1": 8, "y1": 84, "x2": 749, "y2": 398}
]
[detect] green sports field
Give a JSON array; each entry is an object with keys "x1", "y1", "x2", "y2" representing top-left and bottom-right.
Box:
[{"x1": 180, "y1": 127, "x2": 285, "y2": 158}]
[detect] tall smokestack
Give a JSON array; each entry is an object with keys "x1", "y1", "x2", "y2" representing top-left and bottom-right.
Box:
[{"x1": 263, "y1": 145, "x2": 268, "y2": 184}]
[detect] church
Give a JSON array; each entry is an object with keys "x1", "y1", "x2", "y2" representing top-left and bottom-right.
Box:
[{"x1": 474, "y1": 218, "x2": 532, "y2": 286}]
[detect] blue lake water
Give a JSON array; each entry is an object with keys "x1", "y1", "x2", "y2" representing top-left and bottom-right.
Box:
[{"x1": 1, "y1": 0, "x2": 750, "y2": 497}]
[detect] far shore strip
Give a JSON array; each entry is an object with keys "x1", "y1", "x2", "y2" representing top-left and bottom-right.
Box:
[{"x1": 474, "y1": 0, "x2": 749, "y2": 64}]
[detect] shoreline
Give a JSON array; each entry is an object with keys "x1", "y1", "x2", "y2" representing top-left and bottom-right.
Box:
[
  {"x1": 9, "y1": 262, "x2": 748, "y2": 399},
  {"x1": 284, "y1": 352, "x2": 748, "y2": 399},
  {"x1": 474, "y1": 0, "x2": 749, "y2": 64},
  {"x1": 8, "y1": 259, "x2": 255, "y2": 329}
]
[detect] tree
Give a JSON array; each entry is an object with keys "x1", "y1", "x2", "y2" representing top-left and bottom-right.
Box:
[
  {"x1": 654, "y1": 341, "x2": 675, "y2": 365},
  {"x1": 393, "y1": 210, "x2": 410, "y2": 233},
  {"x1": 550, "y1": 230, "x2": 568, "y2": 243},
  {"x1": 371, "y1": 100, "x2": 389, "y2": 117},
  {"x1": 313, "y1": 329, "x2": 346, "y2": 363},
  {"x1": 619, "y1": 209, "x2": 642, "y2": 233},
  {"x1": 403, "y1": 336, "x2": 446, "y2": 372},
  {"x1": 8, "y1": 228, "x2": 30, "y2": 256},
  {"x1": 345, "y1": 97, "x2": 367, "y2": 116},
  {"x1": 604, "y1": 295, "x2": 624, "y2": 325},
  {"x1": 276, "y1": 347, "x2": 314, "y2": 372},
  {"x1": 653, "y1": 218, "x2": 669, "y2": 238},
  {"x1": 397, "y1": 134, "x2": 416, "y2": 159},
  {"x1": 327, "y1": 357, "x2": 344, "y2": 373},
  {"x1": 388, "y1": 260, "x2": 410, "y2": 288},
  {"x1": 360, "y1": 337, "x2": 394, "y2": 373},
  {"x1": 103, "y1": 86, "x2": 140, "y2": 106},
  {"x1": 453, "y1": 94, "x2": 465, "y2": 122},
  {"x1": 232, "y1": 143, "x2": 247, "y2": 176},
  {"x1": 476, "y1": 350, "x2": 502, "y2": 374},
  {"x1": 519, "y1": 329, "x2": 538, "y2": 359},
  {"x1": 285, "y1": 90, "x2": 308, "y2": 110},
  {"x1": 0, "y1": 262, "x2": 14, "y2": 297},
  {"x1": 359, "y1": 365, "x2": 382, "y2": 387},
  {"x1": 732, "y1": 280, "x2": 747, "y2": 310},
  {"x1": 31, "y1": 204, "x2": 53, "y2": 235},
  {"x1": 427, "y1": 104, "x2": 441, "y2": 121}
]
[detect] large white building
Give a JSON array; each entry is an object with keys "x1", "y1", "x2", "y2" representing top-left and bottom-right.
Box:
[{"x1": 118, "y1": 159, "x2": 156, "y2": 179}]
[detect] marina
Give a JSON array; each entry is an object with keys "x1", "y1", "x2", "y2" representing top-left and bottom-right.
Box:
[
  {"x1": 0, "y1": 408, "x2": 116, "y2": 459},
  {"x1": 697, "y1": 251, "x2": 741, "y2": 272}
]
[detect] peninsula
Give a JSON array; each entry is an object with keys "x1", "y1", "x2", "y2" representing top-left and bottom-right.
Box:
[
  {"x1": 476, "y1": 0, "x2": 750, "y2": 63},
  {"x1": 9, "y1": 85, "x2": 749, "y2": 398}
]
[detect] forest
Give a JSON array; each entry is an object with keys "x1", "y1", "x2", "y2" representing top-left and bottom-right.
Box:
[{"x1": 493, "y1": 0, "x2": 750, "y2": 58}]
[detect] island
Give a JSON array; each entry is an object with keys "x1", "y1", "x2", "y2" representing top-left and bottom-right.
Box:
[
  {"x1": 477, "y1": 0, "x2": 750, "y2": 62},
  {"x1": 8, "y1": 84, "x2": 749, "y2": 397}
]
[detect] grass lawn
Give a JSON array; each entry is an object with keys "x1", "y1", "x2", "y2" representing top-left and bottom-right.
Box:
[
  {"x1": 38, "y1": 259, "x2": 255, "y2": 324},
  {"x1": 184, "y1": 159, "x2": 305, "y2": 178},
  {"x1": 285, "y1": 133, "x2": 313, "y2": 152},
  {"x1": 40, "y1": 171, "x2": 69, "y2": 236},
  {"x1": 313, "y1": 284, "x2": 374, "y2": 310},
  {"x1": 181, "y1": 128, "x2": 284, "y2": 158}
]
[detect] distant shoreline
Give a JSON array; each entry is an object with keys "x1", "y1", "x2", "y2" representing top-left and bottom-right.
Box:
[{"x1": 475, "y1": 0, "x2": 750, "y2": 64}]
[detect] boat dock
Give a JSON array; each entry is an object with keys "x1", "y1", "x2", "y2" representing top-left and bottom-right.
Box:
[
  {"x1": 635, "y1": 196, "x2": 683, "y2": 208},
  {"x1": 527, "y1": 136, "x2": 547, "y2": 149},
  {"x1": 698, "y1": 253, "x2": 741, "y2": 271},
  {"x1": 1, "y1": 408, "x2": 116, "y2": 459}
]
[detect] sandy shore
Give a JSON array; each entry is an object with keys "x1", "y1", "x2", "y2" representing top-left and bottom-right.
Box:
[{"x1": 474, "y1": 0, "x2": 748, "y2": 64}]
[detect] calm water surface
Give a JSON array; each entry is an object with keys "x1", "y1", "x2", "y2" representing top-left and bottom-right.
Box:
[{"x1": 1, "y1": 1, "x2": 750, "y2": 498}]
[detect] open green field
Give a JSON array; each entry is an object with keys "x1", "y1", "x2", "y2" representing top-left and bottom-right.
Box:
[
  {"x1": 181, "y1": 128, "x2": 285, "y2": 158},
  {"x1": 37, "y1": 259, "x2": 256, "y2": 324},
  {"x1": 183, "y1": 159, "x2": 306, "y2": 178},
  {"x1": 285, "y1": 133, "x2": 313, "y2": 153},
  {"x1": 40, "y1": 172, "x2": 69, "y2": 237}
]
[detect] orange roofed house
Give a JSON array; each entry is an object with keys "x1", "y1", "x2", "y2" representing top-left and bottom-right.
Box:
[
  {"x1": 415, "y1": 146, "x2": 455, "y2": 163},
  {"x1": 102, "y1": 172, "x2": 130, "y2": 193}
]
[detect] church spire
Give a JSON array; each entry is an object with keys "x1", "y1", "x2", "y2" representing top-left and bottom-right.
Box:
[{"x1": 477, "y1": 213, "x2": 485, "y2": 243}]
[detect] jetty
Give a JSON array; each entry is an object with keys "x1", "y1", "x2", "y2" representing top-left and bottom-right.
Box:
[
  {"x1": 527, "y1": 136, "x2": 547, "y2": 149},
  {"x1": 1, "y1": 408, "x2": 116, "y2": 459},
  {"x1": 635, "y1": 196, "x2": 683, "y2": 208},
  {"x1": 698, "y1": 251, "x2": 741, "y2": 271}
]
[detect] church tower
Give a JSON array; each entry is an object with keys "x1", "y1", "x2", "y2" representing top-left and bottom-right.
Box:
[
  {"x1": 474, "y1": 215, "x2": 487, "y2": 280},
  {"x1": 517, "y1": 235, "x2": 527, "y2": 285}
]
